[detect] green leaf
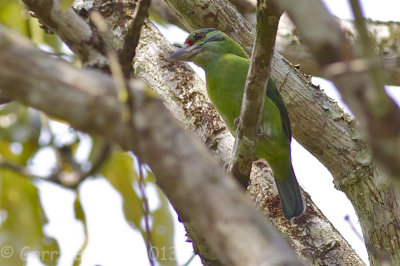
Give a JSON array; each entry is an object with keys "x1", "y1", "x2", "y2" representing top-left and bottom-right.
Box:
[
  {"x1": 148, "y1": 171, "x2": 177, "y2": 266},
  {"x1": 73, "y1": 191, "x2": 87, "y2": 266},
  {"x1": 0, "y1": 0, "x2": 62, "y2": 51},
  {"x1": 101, "y1": 149, "x2": 142, "y2": 229},
  {"x1": 87, "y1": 136, "x2": 106, "y2": 163},
  {"x1": 0, "y1": 0, "x2": 28, "y2": 36},
  {"x1": 0, "y1": 170, "x2": 59, "y2": 266}
]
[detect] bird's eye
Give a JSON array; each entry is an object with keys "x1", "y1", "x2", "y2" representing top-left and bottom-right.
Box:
[{"x1": 194, "y1": 33, "x2": 203, "y2": 41}]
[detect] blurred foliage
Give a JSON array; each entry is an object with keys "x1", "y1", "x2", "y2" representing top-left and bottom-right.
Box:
[
  {"x1": 72, "y1": 192, "x2": 87, "y2": 266},
  {"x1": 1, "y1": 105, "x2": 176, "y2": 265},
  {"x1": 0, "y1": 0, "x2": 62, "y2": 51},
  {"x1": 0, "y1": 103, "x2": 41, "y2": 163},
  {"x1": 102, "y1": 150, "x2": 176, "y2": 265},
  {"x1": 102, "y1": 149, "x2": 143, "y2": 230},
  {"x1": 148, "y1": 170, "x2": 177, "y2": 266},
  {"x1": 0, "y1": 0, "x2": 27, "y2": 36},
  {"x1": 0, "y1": 103, "x2": 59, "y2": 266},
  {"x1": 0, "y1": 170, "x2": 60, "y2": 266},
  {"x1": 0, "y1": 2, "x2": 176, "y2": 266}
]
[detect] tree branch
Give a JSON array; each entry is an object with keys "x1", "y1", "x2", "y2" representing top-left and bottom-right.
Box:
[
  {"x1": 276, "y1": 0, "x2": 400, "y2": 179},
  {"x1": 154, "y1": 0, "x2": 400, "y2": 86},
  {"x1": 0, "y1": 129, "x2": 111, "y2": 189},
  {"x1": 19, "y1": 0, "x2": 371, "y2": 263},
  {"x1": 21, "y1": 0, "x2": 107, "y2": 67},
  {"x1": 0, "y1": 25, "x2": 302, "y2": 266},
  {"x1": 230, "y1": 1, "x2": 282, "y2": 186},
  {"x1": 135, "y1": 20, "x2": 365, "y2": 265},
  {"x1": 119, "y1": 0, "x2": 151, "y2": 78},
  {"x1": 163, "y1": 0, "x2": 255, "y2": 53},
  {"x1": 273, "y1": 0, "x2": 400, "y2": 263},
  {"x1": 161, "y1": 0, "x2": 400, "y2": 264}
]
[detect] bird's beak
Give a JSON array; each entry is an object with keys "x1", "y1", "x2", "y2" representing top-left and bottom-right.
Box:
[{"x1": 168, "y1": 44, "x2": 202, "y2": 61}]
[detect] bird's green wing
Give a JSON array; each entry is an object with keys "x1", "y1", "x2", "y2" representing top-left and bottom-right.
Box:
[{"x1": 266, "y1": 78, "x2": 292, "y2": 139}]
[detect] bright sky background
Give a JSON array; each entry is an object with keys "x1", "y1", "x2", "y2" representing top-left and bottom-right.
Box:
[{"x1": 25, "y1": 0, "x2": 400, "y2": 265}]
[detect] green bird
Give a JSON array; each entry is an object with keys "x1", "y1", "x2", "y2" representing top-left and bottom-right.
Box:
[{"x1": 169, "y1": 28, "x2": 305, "y2": 219}]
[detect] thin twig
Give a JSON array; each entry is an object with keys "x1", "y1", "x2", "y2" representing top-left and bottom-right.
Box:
[
  {"x1": 348, "y1": 0, "x2": 400, "y2": 180},
  {"x1": 119, "y1": 0, "x2": 151, "y2": 78},
  {"x1": 229, "y1": 0, "x2": 283, "y2": 186},
  {"x1": 90, "y1": 12, "x2": 155, "y2": 265},
  {"x1": 0, "y1": 159, "x2": 36, "y2": 178},
  {"x1": 89, "y1": 11, "x2": 129, "y2": 110},
  {"x1": 0, "y1": 158, "x2": 59, "y2": 184},
  {"x1": 0, "y1": 141, "x2": 111, "y2": 189},
  {"x1": 116, "y1": 3, "x2": 154, "y2": 263},
  {"x1": 344, "y1": 215, "x2": 364, "y2": 242},
  {"x1": 349, "y1": 0, "x2": 385, "y2": 90},
  {"x1": 138, "y1": 160, "x2": 155, "y2": 266},
  {"x1": 182, "y1": 253, "x2": 196, "y2": 266},
  {"x1": 69, "y1": 141, "x2": 112, "y2": 189}
]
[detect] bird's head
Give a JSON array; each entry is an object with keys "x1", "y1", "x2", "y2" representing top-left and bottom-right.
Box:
[{"x1": 169, "y1": 28, "x2": 247, "y2": 67}]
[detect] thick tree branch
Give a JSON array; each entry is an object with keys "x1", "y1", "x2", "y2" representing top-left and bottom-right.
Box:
[
  {"x1": 276, "y1": 0, "x2": 400, "y2": 181},
  {"x1": 0, "y1": 94, "x2": 11, "y2": 105},
  {"x1": 163, "y1": 0, "x2": 255, "y2": 54},
  {"x1": 151, "y1": 0, "x2": 257, "y2": 29},
  {"x1": 162, "y1": 0, "x2": 400, "y2": 264},
  {"x1": 150, "y1": 0, "x2": 186, "y2": 29},
  {"x1": 230, "y1": 1, "x2": 282, "y2": 186},
  {"x1": 0, "y1": 25, "x2": 301, "y2": 266},
  {"x1": 135, "y1": 21, "x2": 365, "y2": 265},
  {"x1": 274, "y1": 0, "x2": 400, "y2": 263},
  {"x1": 153, "y1": 0, "x2": 400, "y2": 86},
  {"x1": 21, "y1": 0, "x2": 107, "y2": 67},
  {"x1": 277, "y1": 15, "x2": 400, "y2": 86},
  {"x1": 18, "y1": 0, "x2": 377, "y2": 263}
]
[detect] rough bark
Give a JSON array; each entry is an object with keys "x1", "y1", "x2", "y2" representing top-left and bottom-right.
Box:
[
  {"x1": 276, "y1": 15, "x2": 400, "y2": 86},
  {"x1": 163, "y1": 0, "x2": 255, "y2": 54},
  {"x1": 152, "y1": 0, "x2": 400, "y2": 86},
  {"x1": 163, "y1": 0, "x2": 400, "y2": 264},
  {"x1": 22, "y1": 0, "x2": 107, "y2": 66},
  {"x1": 274, "y1": 0, "x2": 400, "y2": 264},
  {"x1": 135, "y1": 21, "x2": 364, "y2": 265},
  {"x1": 15, "y1": 0, "x2": 393, "y2": 264},
  {"x1": 230, "y1": 1, "x2": 282, "y2": 186},
  {"x1": 0, "y1": 25, "x2": 302, "y2": 266}
]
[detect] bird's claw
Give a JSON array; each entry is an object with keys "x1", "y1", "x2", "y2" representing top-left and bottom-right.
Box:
[
  {"x1": 223, "y1": 161, "x2": 230, "y2": 171},
  {"x1": 234, "y1": 118, "x2": 239, "y2": 128},
  {"x1": 256, "y1": 128, "x2": 274, "y2": 142},
  {"x1": 256, "y1": 128, "x2": 264, "y2": 137}
]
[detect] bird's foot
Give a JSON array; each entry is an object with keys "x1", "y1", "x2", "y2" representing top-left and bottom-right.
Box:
[
  {"x1": 256, "y1": 128, "x2": 273, "y2": 141},
  {"x1": 256, "y1": 128, "x2": 264, "y2": 137},
  {"x1": 223, "y1": 161, "x2": 230, "y2": 171},
  {"x1": 234, "y1": 117, "x2": 240, "y2": 128}
]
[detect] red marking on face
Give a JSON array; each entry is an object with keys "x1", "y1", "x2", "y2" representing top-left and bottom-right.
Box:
[{"x1": 186, "y1": 40, "x2": 193, "y2": 46}]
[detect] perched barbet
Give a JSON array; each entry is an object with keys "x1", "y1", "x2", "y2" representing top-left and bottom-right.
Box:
[{"x1": 169, "y1": 29, "x2": 305, "y2": 219}]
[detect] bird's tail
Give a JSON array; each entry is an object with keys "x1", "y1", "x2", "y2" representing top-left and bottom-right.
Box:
[{"x1": 274, "y1": 165, "x2": 305, "y2": 220}]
